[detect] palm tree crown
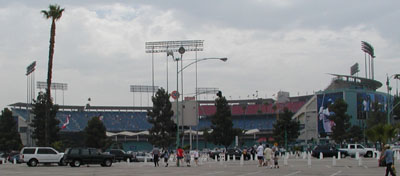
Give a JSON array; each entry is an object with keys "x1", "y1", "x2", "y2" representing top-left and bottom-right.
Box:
[{"x1": 41, "y1": 4, "x2": 64, "y2": 21}]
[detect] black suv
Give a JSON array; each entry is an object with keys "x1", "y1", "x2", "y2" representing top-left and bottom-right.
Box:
[
  {"x1": 64, "y1": 148, "x2": 115, "y2": 167},
  {"x1": 312, "y1": 145, "x2": 348, "y2": 158},
  {"x1": 108, "y1": 149, "x2": 136, "y2": 162}
]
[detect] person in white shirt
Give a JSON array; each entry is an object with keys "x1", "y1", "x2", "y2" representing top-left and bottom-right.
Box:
[
  {"x1": 256, "y1": 143, "x2": 264, "y2": 167},
  {"x1": 192, "y1": 148, "x2": 199, "y2": 166}
]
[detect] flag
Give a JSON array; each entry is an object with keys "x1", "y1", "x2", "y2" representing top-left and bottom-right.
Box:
[{"x1": 61, "y1": 115, "x2": 70, "y2": 129}]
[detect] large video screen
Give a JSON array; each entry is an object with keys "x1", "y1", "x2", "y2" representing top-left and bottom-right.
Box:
[
  {"x1": 357, "y1": 93, "x2": 387, "y2": 119},
  {"x1": 317, "y1": 92, "x2": 343, "y2": 135}
]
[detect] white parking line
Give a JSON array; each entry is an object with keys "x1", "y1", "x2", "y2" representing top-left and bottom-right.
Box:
[
  {"x1": 200, "y1": 171, "x2": 225, "y2": 176},
  {"x1": 330, "y1": 170, "x2": 342, "y2": 176},
  {"x1": 284, "y1": 171, "x2": 302, "y2": 176},
  {"x1": 237, "y1": 171, "x2": 262, "y2": 176}
]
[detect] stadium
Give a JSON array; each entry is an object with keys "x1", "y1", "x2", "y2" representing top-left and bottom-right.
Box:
[
  {"x1": 9, "y1": 71, "x2": 396, "y2": 152},
  {"x1": 10, "y1": 90, "x2": 310, "y2": 151}
]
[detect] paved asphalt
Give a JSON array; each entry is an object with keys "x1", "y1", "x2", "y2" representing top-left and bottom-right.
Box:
[{"x1": 0, "y1": 156, "x2": 392, "y2": 176}]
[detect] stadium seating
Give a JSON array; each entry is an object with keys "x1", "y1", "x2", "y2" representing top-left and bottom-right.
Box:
[{"x1": 12, "y1": 101, "x2": 305, "y2": 132}]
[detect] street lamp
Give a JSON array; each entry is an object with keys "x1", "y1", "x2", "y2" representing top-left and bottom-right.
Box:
[
  {"x1": 167, "y1": 52, "x2": 227, "y2": 150},
  {"x1": 387, "y1": 74, "x2": 400, "y2": 124},
  {"x1": 167, "y1": 51, "x2": 181, "y2": 150}
]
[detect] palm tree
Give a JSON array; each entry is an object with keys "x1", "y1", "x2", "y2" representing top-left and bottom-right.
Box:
[
  {"x1": 41, "y1": 4, "x2": 64, "y2": 101},
  {"x1": 41, "y1": 4, "x2": 64, "y2": 146}
]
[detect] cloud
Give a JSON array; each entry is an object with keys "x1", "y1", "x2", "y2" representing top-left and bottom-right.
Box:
[{"x1": 0, "y1": 1, "x2": 399, "y2": 109}]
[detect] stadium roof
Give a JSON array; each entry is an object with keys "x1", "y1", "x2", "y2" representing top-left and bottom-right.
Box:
[
  {"x1": 9, "y1": 102, "x2": 151, "y2": 111},
  {"x1": 326, "y1": 73, "x2": 382, "y2": 91}
]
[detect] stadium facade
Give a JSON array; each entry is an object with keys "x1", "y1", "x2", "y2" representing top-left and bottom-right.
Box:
[
  {"x1": 10, "y1": 93, "x2": 311, "y2": 151},
  {"x1": 293, "y1": 74, "x2": 392, "y2": 144},
  {"x1": 9, "y1": 74, "x2": 392, "y2": 151}
]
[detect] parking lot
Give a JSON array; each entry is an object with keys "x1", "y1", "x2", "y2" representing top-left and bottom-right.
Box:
[{"x1": 0, "y1": 157, "x2": 391, "y2": 176}]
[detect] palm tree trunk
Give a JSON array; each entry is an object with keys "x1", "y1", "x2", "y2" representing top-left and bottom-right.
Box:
[
  {"x1": 46, "y1": 18, "x2": 56, "y2": 102},
  {"x1": 45, "y1": 18, "x2": 56, "y2": 146}
]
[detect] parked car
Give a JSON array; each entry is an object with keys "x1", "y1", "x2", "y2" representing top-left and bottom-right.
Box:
[
  {"x1": 108, "y1": 149, "x2": 136, "y2": 162},
  {"x1": 208, "y1": 149, "x2": 223, "y2": 160},
  {"x1": 225, "y1": 148, "x2": 243, "y2": 160},
  {"x1": 134, "y1": 152, "x2": 153, "y2": 162},
  {"x1": 312, "y1": 145, "x2": 348, "y2": 158},
  {"x1": 339, "y1": 144, "x2": 375, "y2": 158},
  {"x1": 63, "y1": 148, "x2": 114, "y2": 167},
  {"x1": 19, "y1": 147, "x2": 64, "y2": 167}
]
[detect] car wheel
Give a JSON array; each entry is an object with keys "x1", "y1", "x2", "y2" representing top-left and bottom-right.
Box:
[
  {"x1": 103, "y1": 159, "x2": 112, "y2": 167},
  {"x1": 28, "y1": 159, "x2": 38, "y2": 167},
  {"x1": 341, "y1": 153, "x2": 346, "y2": 158},
  {"x1": 73, "y1": 160, "x2": 81, "y2": 167},
  {"x1": 366, "y1": 151, "x2": 372, "y2": 158}
]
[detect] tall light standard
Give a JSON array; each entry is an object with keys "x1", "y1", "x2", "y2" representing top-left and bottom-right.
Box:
[
  {"x1": 167, "y1": 52, "x2": 227, "y2": 149},
  {"x1": 186, "y1": 57, "x2": 227, "y2": 149},
  {"x1": 26, "y1": 61, "x2": 36, "y2": 146},
  {"x1": 387, "y1": 74, "x2": 400, "y2": 124}
]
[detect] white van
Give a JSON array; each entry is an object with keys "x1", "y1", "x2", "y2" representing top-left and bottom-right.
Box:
[{"x1": 20, "y1": 147, "x2": 65, "y2": 167}]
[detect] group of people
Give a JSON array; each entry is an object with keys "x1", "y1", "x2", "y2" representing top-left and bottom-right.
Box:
[
  {"x1": 256, "y1": 143, "x2": 279, "y2": 168},
  {"x1": 151, "y1": 146, "x2": 199, "y2": 167}
]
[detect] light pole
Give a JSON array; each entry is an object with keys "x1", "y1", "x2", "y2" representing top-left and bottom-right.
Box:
[
  {"x1": 168, "y1": 52, "x2": 227, "y2": 149},
  {"x1": 387, "y1": 74, "x2": 400, "y2": 124},
  {"x1": 179, "y1": 57, "x2": 227, "y2": 149},
  {"x1": 167, "y1": 51, "x2": 181, "y2": 150}
]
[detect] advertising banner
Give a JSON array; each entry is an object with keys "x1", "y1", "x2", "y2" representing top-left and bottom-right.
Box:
[
  {"x1": 317, "y1": 92, "x2": 343, "y2": 135},
  {"x1": 356, "y1": 93, "x2": 387, "y2": 119}
]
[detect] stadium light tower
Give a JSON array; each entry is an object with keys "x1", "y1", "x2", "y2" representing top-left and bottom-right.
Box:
[
  {"x1": 145, "y1": 40, "x2": 204, "y2": 95},
  {"x1": 26, "y1": 61, "x2": 36, "y2": 147},
  {"x1": 37, "y1": 81, "x2": 68, "y2": 106}
]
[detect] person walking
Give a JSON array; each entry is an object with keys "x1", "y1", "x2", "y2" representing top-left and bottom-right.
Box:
[
  {"x1": 185, "y1": 150, "x2": 191, "y2": 167},
  {"x1": 162, "y1": 148, "x2": 169, "y2": 167},
  {"x1": 176, "y1": 146, "x2": 184, "y2": 167},
  {"x1": 152, "y1": 146, "x2": 160, "y2": 167},
  {"x1": 256, "y1": 143, "x2": 264, "y2": 167},
  {"x1": 381, "y1": 144, "x2": 396, "y2": 176},
  {"x1": 193, "y1": 148, "x2": 199, "y2": 166},
  {"x1": 264, "y1": 144, "x2": 273, "y2": 168}
]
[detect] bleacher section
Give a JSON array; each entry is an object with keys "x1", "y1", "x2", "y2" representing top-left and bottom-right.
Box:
[
  {"x1": 12, "y1": 101, "x2": 304, "y2": 132},
  {"x1": 198, "y1": 101, "x2": 306, "y2": 116}
]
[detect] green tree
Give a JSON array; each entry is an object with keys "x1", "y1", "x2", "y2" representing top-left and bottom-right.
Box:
[
  {"x1": 147, "y1": 88, "x2": 176, "y2": 148},
  {"x1": 366, "y1": 101, "x2": 386, "y2": 128},
  {"x1": 84, "y1": 116, "x2": 109, "y2": 149},
  {"x1": 31, "y1": 92, "x2": 60, "y2": 146},
  {"x1": 272, "y1": 107, "x2": 299, "y2": 148},
  {"x1": 41, "y1": 4, "x2": 64, "y2": 99},
  {"x1": 201, "y1": 128, "x2": 211, "y2": 149},
  {"x1": 346, "y1": 125, "x2": 363, "y2": 143},
  {"x1": 210, "y1": 91, "x2": 241, "y2": 148},
  {"x1": 329, "y1": 99, "x2": 351, "y2": 144},
  {"x1": 366, "y1": 124, "x2": 397, "y2": 149},
  {"x1": 0, "y1": 108, "x2": 23, "y2": 152}
]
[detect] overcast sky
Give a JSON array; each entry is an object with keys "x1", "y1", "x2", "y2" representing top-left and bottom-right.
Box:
[{"x1": 0, "y1": 0, "x2": 399, "y2": 109}]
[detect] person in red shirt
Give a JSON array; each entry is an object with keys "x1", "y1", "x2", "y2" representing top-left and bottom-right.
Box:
[{"x1": 176, "y1": 146, "x2": 184, "y2": 167}]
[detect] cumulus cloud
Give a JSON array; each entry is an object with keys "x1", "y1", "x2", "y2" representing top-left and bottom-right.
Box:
[{"x1": 0, "y1": 1, "x2": 399, "y2": 108}]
